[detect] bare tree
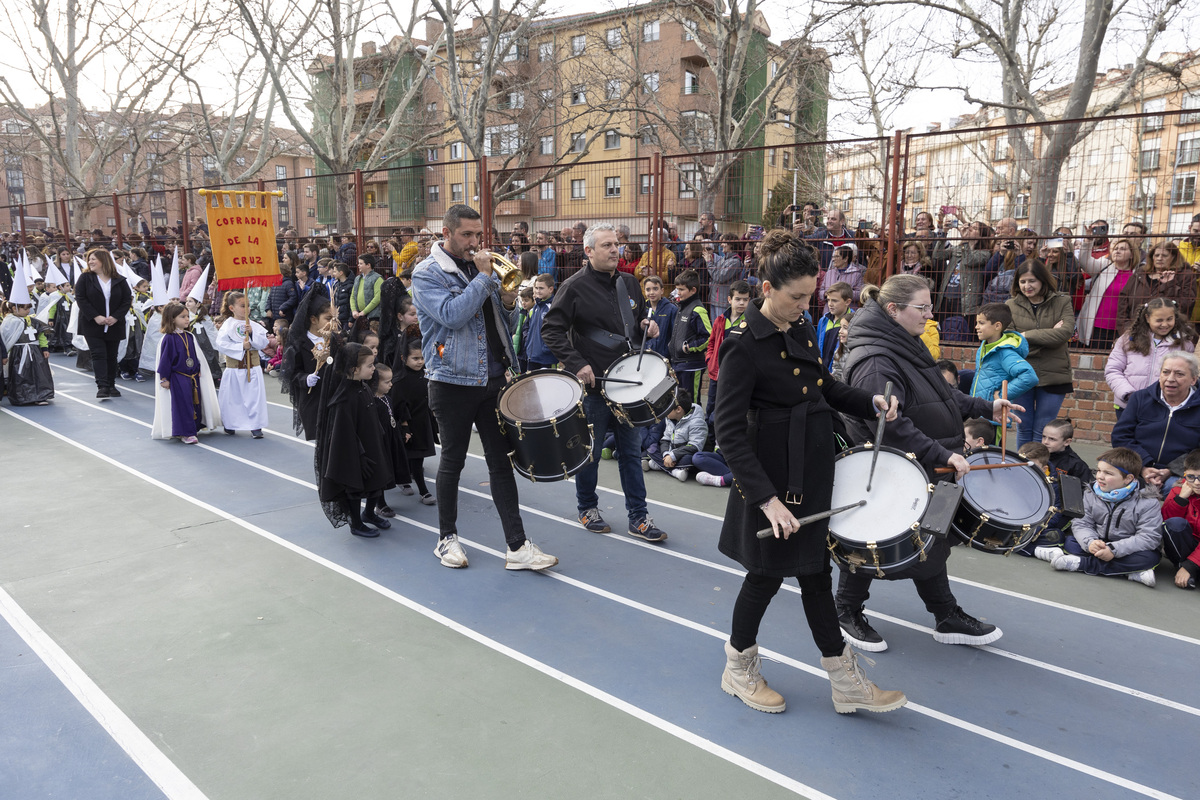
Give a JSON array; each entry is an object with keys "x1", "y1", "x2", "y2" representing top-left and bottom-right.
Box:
[
  {"x1": 829, "y1": 0, "x2": 1187, "y2": 235},
  {"x1": 0, "y1": 0, "x2": 211, "y2": 230},
  {"x1": 233, "y1": 0, "x2": 447, "y2": 231}
]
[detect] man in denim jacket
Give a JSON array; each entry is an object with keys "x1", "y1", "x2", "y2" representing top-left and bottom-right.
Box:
[{"x1": 411, "y1": 204, "x2": 558, "y2": 572}]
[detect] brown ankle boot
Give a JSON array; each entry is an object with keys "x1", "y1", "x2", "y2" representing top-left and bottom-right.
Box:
[
  {"x1": 819, "y1": 644, "x2": 907, "y2": 714},
  {"x1": 721, "y1": 641, "x2": 786, "y2": 713}
]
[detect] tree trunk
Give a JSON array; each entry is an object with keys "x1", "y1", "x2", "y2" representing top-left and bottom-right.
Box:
[{"x1": 335, "y1": 174, "x2": 354, "y2": 234}]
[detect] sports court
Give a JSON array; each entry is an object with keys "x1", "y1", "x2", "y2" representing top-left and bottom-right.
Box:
[{"x1": 1, "y1": 354, "x2": 1196, "y2": 800}]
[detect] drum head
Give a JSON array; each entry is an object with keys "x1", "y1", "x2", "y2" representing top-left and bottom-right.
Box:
[
  {"x1": 960, "y1": 448, "x2": 1051, "y2": 525},
  {"x1": 604, "y1": 353, "x2": 668, "y2": 403},
  {"x1": 498, "y1": 371, "x2": 583, "y2": 422},
  {"x1": 830, "y1": 448, "x2": 929, "y2": 544}
]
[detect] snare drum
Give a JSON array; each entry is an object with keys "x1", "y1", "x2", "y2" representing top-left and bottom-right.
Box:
[
  {"x1": 497, "y1": 369, "x2": 593, "y2": 482},
  {"x1": 600, "y1": 351, "x2": 678, "y2": 427},
  {"x1": 827, "y1": 446, "x2": 936, "y2": 576},
  {"x1": 951, "y1": 446, "x2": 1053, "y2": 553}
]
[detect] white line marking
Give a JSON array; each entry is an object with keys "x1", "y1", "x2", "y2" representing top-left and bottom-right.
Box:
[
  {"x1": 1, "y1": 408, "x2": 835, "y2": 800},
  {"x1": 0, "y1": 587, "x2": 209, "y2": 800}
]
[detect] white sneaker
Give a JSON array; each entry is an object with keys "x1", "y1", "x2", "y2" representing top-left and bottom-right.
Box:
[
  {"x1": 434, "y1": 534, "x2": 468, "y2": 568},
  {"x1": 647, "y1": 459, "x2": 666, "y2": 473},
  {"x1": 641, "y1": 457, "x2": 651, "y2": 472},
  {"x1": 671, "y1": 467, "x2": 689, "y2": 482},
  {"x1": 1052, "y1": 553, "x2": 1081, "y2": 572},
  {"x1": 696, "y1": 471, "x2": 726, "y2": 487},
  {"x1": 1128, "y1": 568, "x2": 1156, "y2": 588},
  {"x1": 1033, "y1": 546, "x2": 1061, "y2": 563},
  {"x1": 400, "y1": 484, "x2": 416, "y2": 496},
  {"x1": 505, "y1": 540, "x2": 558, "y2": 571}
]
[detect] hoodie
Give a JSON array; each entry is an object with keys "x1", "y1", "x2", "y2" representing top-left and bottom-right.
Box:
[
  {"x1": 971, "y1": 329, "x2": 1038, "y2": 401},
  {"x1": 660, "y1": 402, "x2": 708, "y2": 462}
]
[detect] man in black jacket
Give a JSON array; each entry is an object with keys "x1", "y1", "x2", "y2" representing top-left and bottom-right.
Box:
[{"x1": 542, "y1": 223, "x2": 667, "y2": 543}]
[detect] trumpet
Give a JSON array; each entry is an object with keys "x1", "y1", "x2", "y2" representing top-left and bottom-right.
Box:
[
  {"x1": 471, "y1": 250, "x2": 524, "y2": 293},
  {"x1": 308, "y1": 317, "x2": 340, "y2": 393}
]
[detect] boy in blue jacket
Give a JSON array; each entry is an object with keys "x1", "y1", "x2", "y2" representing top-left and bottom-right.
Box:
[
  {"x1": 971, "y1": 303, "x2": 1038, "y2": 440},
  {"x1": 525, "y1": 273, "x2": 556, "y2": 370},
  {"x1": 669, "y1": 269, "x2": 711, "y2": 400}
]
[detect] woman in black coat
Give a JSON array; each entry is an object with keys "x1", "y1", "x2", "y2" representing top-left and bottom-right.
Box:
[
  {"x1": 74, "y1": 249, "x2": 133, "y2": 398},
  {"x1": 838, "y1": 274, "x2": 1019, "y2": 652},
  {"x1": 265, "y1": 256, "x2": 300, "y2": 326},
  {"x1": 713, "y1": 229, "x2": 905, "y2": 716}
]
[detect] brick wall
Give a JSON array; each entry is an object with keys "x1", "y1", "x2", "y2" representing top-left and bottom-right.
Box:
[{"x1": 941, "y1": 345, "x2": 1115, "y2": 443}]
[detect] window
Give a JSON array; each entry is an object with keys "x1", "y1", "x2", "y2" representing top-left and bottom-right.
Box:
[
  {"x1": 991, "y1": 164, "x2": 1008, "y2": 190},
  {"x1": 539, "y1": 136, "x2": 554, "y2": 156},
  {"x1": 782, "y1": 151, "x2": 790, "y2": 170},
  {"x1": 642, "y1": 72, "x2": 659, "y2": 93},
  {"x1": 1143, "y1": 98, "x2": 1165, "y2": 132},
  {"x1": 914, "y1": 154, "x2": 927, "y2": 177},
  {"x1": 640, "y1": 125, "x2": 658, "y2": 146},
  {"x1": 106, "y1": 217, "x2": 116, "y2": 227},
  {"x1": 571, "y1": 85, "x2": 586, "y2": 105},
  {"x1": 606, "y1": 28, "x2": 621, "y2": 48},
  {"x1": 426, "y1": 102, "x2": 437, "y2": 115},
  {"x1": 990, "y1": 195, "x2": 1006, "y2": 219},
  {"x1": 606, "y1": 79, "x2": 621, "y2": 100},
  {"x1": 571, "y1": 35, "x2": 586, "y2": 56},
  {"x1": 305, "y1": 186, "x2": 314, "y2": 198},
  {"x1": 1171, "y1": 174, "x2": 1196, "y2": 205},
  {"x1": 1134, "y1": 177, "x2": 1157, "y2": 210},
  {"x1": 1014, "y1": 194, "x2": 1029, "y2": 219},
  {"x1": 426, "y1": 148, "x2": 439, "y2": 162},
  {"x1": 1176, "y1": 133, "x2": 1200, "y2": 167},
  {"x1": 604, "y1": 130, "x2": 620, "y2": 149},
  {"x1": 1088, "y1": 150, "x2": 1100, "y2": 166},
  {"x1": 684, "y1": 70, "x2": 699, "y2": 95},
  {"x1": 678, "y1": 164, "x2": 698, "y2": 199},
  {"x1": 509, "y1": 179, "x2": 527, "y2": 200},
  {"x1": 777, "y1": 110, "x2": 792, "y2": 127},
  {"x1": 605, "y1": 176, "x2": 621, "y2": 198},
  {"x1": 305, "y1": 168, "x2": 314, "y2": 177},
  {"x1": 680, "y1": 110, "x2": 714, "y2": 149},
  {"x1": 540, "y1": 181, "x2": 554, "y2": 200},
  {"x1": 571, "y1": 179, "x2": 586, "y2": 199},
  {"x1": 357, "y1": 73, "x2": 375, "y2": 89},
  {"x1": 911, "y1": 182, "x2": 925, "y2": 203},
  {"x1": 451, "y1": 183, "x2": 464, "y2": 202},
  {"x1": 829, "y1": 173, "x2": 839, "y2": 192},
  {"x1": 501, "y1": 91, "x2": 524, "y2": 110},
  {"x1": 570, "y1": 134, "x2": 586, "y2": 153},
  {"x1": 993, "y1": 137, "x2": 1009, "y2": 160},
  {"x1": 449, "y1": 141, "x2": 463, "y2": 159},
  {"x1": 485, "y1": 123, "x2": 519, "y2": 156},
  {"x1": 499, "y1": 33, "x2": 521, "y2": 62},
  {"x1": 276, "y1": 165, "x2": 287, "y2": 180},
  {"x1": 1111, "y1": 145, "x2": 1124, "y2": 164},
  {"x1": 1140, "y1": 140, "x2": 1160, "y2": 171},
  {"x1": 306, "y1": 208, "x2": 315, "y2": 218},
  {"x1": 1064, "y1": 188, "x2": 1077, "y2": 204},
  {"x1": 277, "y1": 204, "x2": 290, "y2": 224},
  {"x1": 767, "y1": 149, "x2": 776, "y2": 167},
  {"x1": 643, "y1": 20, "x2": 660, "y2": 42},
  {"x1": 841, "y1": 198, "x2": 851, "y2": 212},
  {"x1": 102, "y1": 173, "x2": 113, "y2": 185},
  {"x1": 538, "y1": 42, "x2": 553, "y2": 62},
  {"x1": 1183, "y1": 94, "x2": 1200, "y2": 125},
  {"x1": 683, "y1": 20, "x2": 697, "y2": 41},
  {"x1": 428, "y1": 185, "x2": 440, "y2": 203},
  {"x1": 4, "y1": 121, "x2": 20, "y2": 134},
  {"x1": 640, "y1": 174, "x2": 654, "y2": 194},
  {"x1": 539, "y1": 88, "x2": 553, "y2": 105},
  {"x1": 1108, "y1": 183, "x2": 1121, "y2": 201},
  {"x1": 769, "y1": 61, "x2": 779, "y2": 80}
]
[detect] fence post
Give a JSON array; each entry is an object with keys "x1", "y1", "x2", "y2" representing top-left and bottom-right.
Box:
[
  {"x1": 650, "y1": 151, "x2": 661, "y2": 256},
  {"x1": 353, "y1": 169, "x2": 365, "y2": 242},
  {"x1": 180, "y1": 187, "x2": 190, "y2": 253},
  {"x1": 59, "y1": 197, "x2": 71, "y2": 249},
  {"x1": 479, "y1": 157, "x2": 492, "y2": 249},
  {"x1": 112, "y1": 194, "x2": 124, "y2": 248},
  {"x1": 17, "y1": 204, "x2": 26, "y2": 246},
  {"x1": 885, "y1": 129, "x2": 904, "y2": 279}
]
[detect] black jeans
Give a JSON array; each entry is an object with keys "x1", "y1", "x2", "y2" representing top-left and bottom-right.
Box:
[
  {"x1": 730, "y1": 563, "x2": 844, "y2": 658},
  {"x1": 84, "y1": 336, "x2": 121, "y2": 390},
  {"x1": 835, "y1": 567, "x2": 958, "y2": 621},
  {"x1": 428, "y1": 377, "x2": 526, "y2": 549}
]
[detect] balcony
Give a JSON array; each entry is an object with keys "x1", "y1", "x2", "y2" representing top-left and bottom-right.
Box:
[{"x1": 494, "y1": 197, "x2": 532, "y2": 216}]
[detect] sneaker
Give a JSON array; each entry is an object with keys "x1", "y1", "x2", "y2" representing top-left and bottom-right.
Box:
[
  {"x1": 96, "y1": 387, "x2": 110, "y2": 399},
  {"x1": 505, "y1": 540, "x2": 559, "y2": 571},
  {"x1": 1128, "y1": 569, "x2": 1156, "y2": 588},
  {"x1": 434, "y1": 535, "x2": 468, "y2": 568},
  {"x1": 579, "y1": 508, "x2": 611, "y2": 533},
  {"x1": 601, "y1": 447, "x2": 614, "y2": 460},
  {"x1": 420, "y1": 493, "x2": 436, "y2": 506},
  {"x1": 251, "y1": 429, "x2": 264, "y2": 439},
  {"x1": 181, "y1": 435, "x2": 199, "y2": 445},
  {"x1": 133, "y1": 372, "x2": 147, "y2": 382},
  {"x1": 108, "y1": 387, "x2": 122, "y2": 398},
  {"x1": 400, "y1": 484, "x2": 415, "y2": 496},
  {"x1": 629, "y1": 517, "x2": 668, "y2": 542},
  {"x1": 1033, "y1": 546, "x2": 1062, "y2": 563},
  {"x1": 932, "y1": 606, "x2": 1003, "y2": 646},
  {"x1": 838, "y1": 606, "x2": 888, "y2": 652},
  {"x1": 671, "y1": 467, "x2": 689, "y2": 482},
  {"x1": 696, "y1": 471, "x2": 728, "y2": 487},
  {"x1": 119, "y1": 372, "x2": 134, "y2": 381},
  {"x1": 1052, "y1": 553, "x2": 1082, "y2": 572},
  {"x1": 647, "y1": 459, "x2": 667, "y2": 474},
  {"x1": 641, "y1": 457, "x2": 651, "y2": 472},
  {"x1": 376, "y1": 504, "x2": 396, "y2": 518},
  {"x1": 224, "y1": 428, "x2": 236, "y2": 435}
]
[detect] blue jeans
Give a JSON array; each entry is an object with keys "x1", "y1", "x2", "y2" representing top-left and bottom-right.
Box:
[
  {"x1": 1063, "y1": 536, "x2": 1160, "y2": 576},
  {"x1": 1012, "y1": 388, "x2": 1066, "y2": 448},
  {"x1": 692, "y1": 451, "x2": 731, "y2": 481},
  {"x1": 576, "y1": 392, "x2": 648, "y2": 524}
]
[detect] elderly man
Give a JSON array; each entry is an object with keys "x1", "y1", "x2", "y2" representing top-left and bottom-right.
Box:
[{"x1": 1112, "y1": 351, "x2": 1200, "y2": 495}]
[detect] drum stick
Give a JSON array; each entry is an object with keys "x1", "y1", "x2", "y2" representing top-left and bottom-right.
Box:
[
  {"x1": 865, "y1": 380, "x2": 893, "y2": 492},
  {"x1": 593, "y1": 377, "x2": 644, "y2": 386},
  {"x1": 635, "y1": 306, "x2": 653, "y2": 370},
  {"x1": 756, "y1": 500, "x2": 867, "y2": 538},
  {"x1": 999, "y1": 380, "x2": 1008, "y2": 463},
  {"x1": 934, "y1": 462, "x2": 1030, "y2": 475}
]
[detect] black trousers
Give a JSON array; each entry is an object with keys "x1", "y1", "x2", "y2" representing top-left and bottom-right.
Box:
[
  {"x1": 730, "y1": 562, "x2": 844, "y2": 658},
  {"x1": 84, "y1": 336, "x2": 121, "y2": 390},
  {"x1": 428, "y1": 377, "x2": 526, "y2": 549},
  {"x1": 835, "y1": 566, "x2": 958, "y2": 621}
]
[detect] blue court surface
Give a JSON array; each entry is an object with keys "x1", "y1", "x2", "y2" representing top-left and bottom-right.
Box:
[{"x1": 0, "y1": 354, "x2": 1196, "y2": 800}]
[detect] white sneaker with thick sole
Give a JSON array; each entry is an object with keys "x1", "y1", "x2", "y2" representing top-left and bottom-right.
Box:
[
  {"x1": 505, "y1": 541, "x2": 559, "y2": 571},
  {"x1": 1033, "y1": 546, "x2": 1061, "y2": 563},
  {"x1": 696, "y1": 471, "x2": 726, "y2": 487},
  {"x1": 1052, "y1": 553, "x2": 1082, "y2": 572},
  {"x1": 671, "y1": 467, "x2": 689, "y2": 482},
  {"x1": 434, "y1": 535, "x2": 468, "y2": 568},
  {"x1": 1128, "y1": 568, "x2": 1156, "y2": 587}
]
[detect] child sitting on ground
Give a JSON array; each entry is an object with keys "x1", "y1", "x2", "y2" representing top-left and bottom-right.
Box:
[
  {"x1": 1039, "y1": 447, "x2": 1162, "y2": 587},
  {"x1": 1159, "y1": 448, "x2": 1200, "y2": 590},
  {"x1": 1017, "y1": 442, "x2": 1069, "y2": 555},
  {"x1": 647, "y1": 388, "x2": 708, "y2": 482},
  {"x1": 963, "y1": 417, "x2": 994, "y2": 452},
  {"x1": 1041, "y1": 418, "x2": 1094, "y2": 485}
]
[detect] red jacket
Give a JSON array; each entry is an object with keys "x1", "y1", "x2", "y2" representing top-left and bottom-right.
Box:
[
  {"x1": 1160, "y1": 485, "x2": 1200, "y2": 569},
  {"x1": 706, "y1": 309, "x2": 744, "y2": 380}
]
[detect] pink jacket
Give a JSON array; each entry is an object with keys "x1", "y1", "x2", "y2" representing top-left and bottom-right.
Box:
[
  {"x1": 1104, "y1": 333, "x2": 1195, "y2": 408},
  {"x1": 180, "y1": 265, "x2": 204, "y2": 299}
]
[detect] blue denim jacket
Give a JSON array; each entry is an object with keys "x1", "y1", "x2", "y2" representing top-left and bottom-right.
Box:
[{"x1": 411, "y1": 243, "x2": 518, "y2": 386}]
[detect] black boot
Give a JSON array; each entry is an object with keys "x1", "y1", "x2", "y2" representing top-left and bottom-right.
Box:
[
  {"x1": 837, "y1": 605, "x2": 888, "y2": 652},
  {"x1": 348, "y1": 500, "x2": 379, "y2": 538},
  {"x1": 361, "y1": 495, "x2": 391, "y2": 529}
]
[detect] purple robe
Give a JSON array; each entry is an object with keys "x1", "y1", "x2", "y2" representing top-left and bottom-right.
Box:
[{"x1": 157, "y1": 331, "x2": 205, "y2": 437}]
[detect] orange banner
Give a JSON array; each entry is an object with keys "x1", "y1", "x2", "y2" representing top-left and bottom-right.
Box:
[{"x1": 198, "y1": 189, "x2": 284, "y2": 291}]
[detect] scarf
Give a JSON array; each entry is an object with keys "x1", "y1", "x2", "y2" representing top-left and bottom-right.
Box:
[{"x1": 1092, "y1": 479, "x2": 1138, "y2": 503}]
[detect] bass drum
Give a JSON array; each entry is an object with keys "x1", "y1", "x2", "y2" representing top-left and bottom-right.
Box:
[
  {"x1": 601, "y1": 350, "x2": 678, "y2": 427},
  {"x1": 497, "y1": 369, "x2": 593, "y2": 482},
  {"x1": 827, "y1": 445, "x2": 936, "y2": 576},
  {"x1": 952, "y1": 446, "x2": 1053, "y2": 553}
]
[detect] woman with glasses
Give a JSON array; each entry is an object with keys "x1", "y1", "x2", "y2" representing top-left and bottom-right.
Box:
[{"x1": 837, "y1": 273, "x2": 1022, "y2": 653}]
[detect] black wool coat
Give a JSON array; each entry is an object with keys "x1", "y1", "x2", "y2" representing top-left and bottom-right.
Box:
[
  {"x1": 74, "y1": 272, "x2": 133, "y2": 341},
  {"x1": 714, "y1": 299, "x2": 879, "y2": 578},
  {"x1": 318, "y1": 380, "x2": 394, "y2": 502}
]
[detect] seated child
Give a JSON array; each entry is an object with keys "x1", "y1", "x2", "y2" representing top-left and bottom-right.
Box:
[
  {"x1": 963, "y1": 417, "x2": 994, "y2": 452},
  {"x1": 1159, "y1": 448, "x2": 1200, "y2": 590},
  {"x1": 1041, "y1": 418, "x2": 1093, "y2": 485},
  {"x1": 1042, "y1": 447, "x2": 1162, "y2": 587},
  {"x1": 1017, "y1": 442, "x2": 1069, "y2": 555},
  {"x1": 646, "y1": 388, "x2": 707, "y2": 482},
  {"x1": 693, "y1": 450, "x2": 732, "y2": 488}
]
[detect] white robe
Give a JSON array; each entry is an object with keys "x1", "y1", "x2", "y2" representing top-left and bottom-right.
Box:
[
  {"x1": 139, "y1": 312, "x2": 163, "y2": 374},
  {"x1": 215, "y1": 317, "x2": 269, "y2": 430},
  {"x1": 66, "y1": 301, "x2": 88, "y2": 350},
  {"x1": 151, "y1": 331, "x2": 222, "y2": 439}
]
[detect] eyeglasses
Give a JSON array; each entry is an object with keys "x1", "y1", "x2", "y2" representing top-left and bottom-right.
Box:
[
  {"x1": 896, "y1": 303, "x2": 934, "y2": 314},
  {"x1": 1184, "y1": 473, "x2": 1200, "y2": 483}
]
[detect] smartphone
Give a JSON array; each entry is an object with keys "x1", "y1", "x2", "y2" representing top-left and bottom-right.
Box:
[
  {"x1": 948, "y1": 220, "x2": 960, "y2": 228},
  {"x1": 858, "y1": 220, "x2": 871, "y2": 230},
  {"x1": 940, "y1": 205, "x2": 958, "y2": 215},
  {"x1": 1092, "y1": 224, "x2": 1108, "y2": 237}
]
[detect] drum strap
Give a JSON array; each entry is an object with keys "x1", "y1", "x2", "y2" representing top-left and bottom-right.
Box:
[
  {"x1": 613, "y1": 275, "x2": 638, "y2": 346},
  {"x1": 577, "y1": 274, "x2": 639, "y2": 351}
]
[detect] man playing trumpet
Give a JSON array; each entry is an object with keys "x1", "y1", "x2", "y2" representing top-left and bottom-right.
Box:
[{"x1": 411, "y1": 204, "x2": 559, "y2": 572}]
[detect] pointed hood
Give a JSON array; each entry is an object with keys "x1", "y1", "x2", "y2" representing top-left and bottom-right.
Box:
[
  {"x1": 150, "y1": 255, "x2": 169, "y2": 306},
  {"x1": 8, "y1": 256, "x2": 32, "y2": 305},
  {"x1": 166, "y1": 248, "x2": 182, "y2": 301},
  {"x1": 44, "y1": 259, "x2": 70, "y2": 287},
  {"x1": 188, "y1": 266, "x2": 210, "y2": 303}
]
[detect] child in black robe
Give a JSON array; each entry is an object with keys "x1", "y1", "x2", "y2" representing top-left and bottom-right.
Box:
[
  {"x1": 368, "y1": 363, "x2": 411, "y2": 518},
  {"x1": 393, "y1": 337, "x2": 436, "y2": 504},
  {"x1": 280, "y1": 290, "x2": 340, "y2": 440}
]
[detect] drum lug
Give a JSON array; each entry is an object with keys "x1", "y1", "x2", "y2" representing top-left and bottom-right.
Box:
[
  {"x1": 496, "y1": 410, "x2": 506, "y2": 435},
  {"x1": 967, "y1": 513, "x2": 990, "y2": 548},
  {"x1": 867, "y1": 542, "x2": 883, "y2": 578},
  {"x1": 906, "y1": 452, "x2": 917, "y2": 460},
  {"x1": 550, "y1": 416, "x2": 559, "y2": 437},
  {"x1": 863, "y1": 441, "x2": 874, "y2": 450},
  {"x1": 561, "y1": 462, "x2": 570, "y2": 480},
  {"x1": 927, "y1": 483, "x2": 935, "y2": 493},
  {"x1": 911, "y1": 529, "x2": 927, "y2": 561},
  {"x1": 516, "y1": 420, "x2": 524, "y2": 441}
]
